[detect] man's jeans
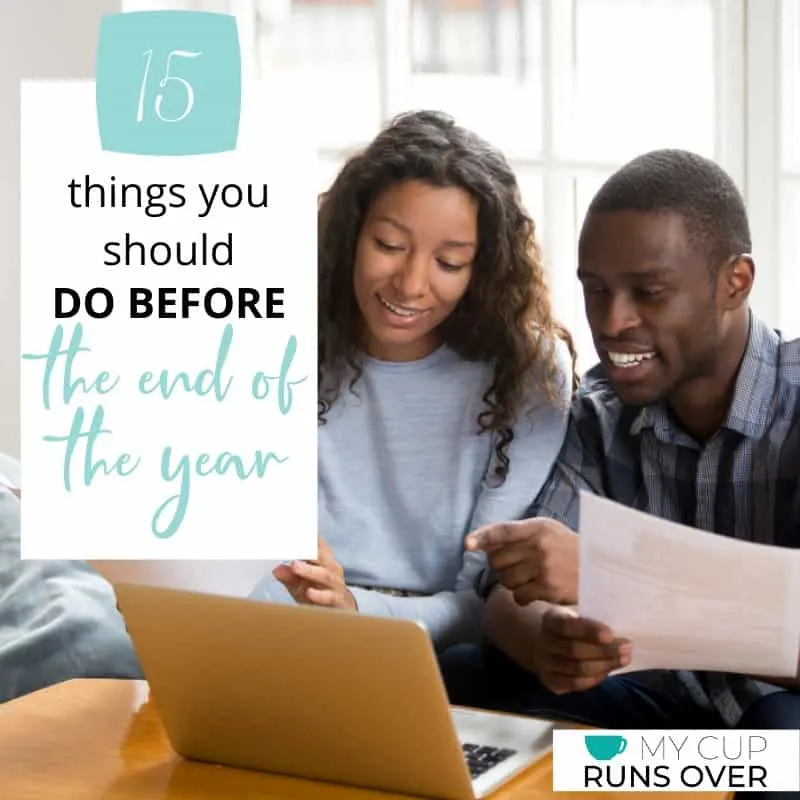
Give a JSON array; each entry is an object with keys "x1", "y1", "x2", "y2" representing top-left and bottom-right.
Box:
[{"x1": 439, "y1": 643, "x2": 800, "y2": 800}]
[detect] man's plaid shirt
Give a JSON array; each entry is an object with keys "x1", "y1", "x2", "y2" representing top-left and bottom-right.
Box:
[{"x1": 528, "y1": 311, "x2": 800, "y2": 725}]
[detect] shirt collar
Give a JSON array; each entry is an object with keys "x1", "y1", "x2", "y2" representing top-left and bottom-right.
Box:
[{"x1": 629, "y1": 312, "x2": 779, "y2": 441}]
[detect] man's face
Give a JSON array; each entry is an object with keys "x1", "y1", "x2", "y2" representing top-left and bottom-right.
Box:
[{"x1": 577, "y1": 210, "x2": 726, "y2": 407}]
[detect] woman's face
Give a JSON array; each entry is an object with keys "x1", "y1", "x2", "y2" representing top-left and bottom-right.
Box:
[{"x1": 353, "y1": 180, "x2": 477, "y2": 362}]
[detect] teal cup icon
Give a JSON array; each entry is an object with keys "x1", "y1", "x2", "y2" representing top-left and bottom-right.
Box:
[{"x1": 584, "y1": 735, "x2": 627, "y2": 761}]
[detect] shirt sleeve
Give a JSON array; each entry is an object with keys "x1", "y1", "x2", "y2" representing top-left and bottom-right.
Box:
[
  {"x1": 352, "y1": 336, "x2": 575, "y2": 650},
  {"x1": 527, "y1": 392, "x2": 608, "y2": 531},
  {"x1": 476, "y1": 382, "x2": 609, "y2": 599},
  {"x1": 348, "y1": 549, "x2": 487, "y2": 652}
]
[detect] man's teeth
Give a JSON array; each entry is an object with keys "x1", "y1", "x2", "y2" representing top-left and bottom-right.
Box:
[
  {"x1": 608, "y1": 351, "x2": 656, "y2": 368},
  {"x1": 379, "y1": 296, "x2": 422, "y2": 317}
]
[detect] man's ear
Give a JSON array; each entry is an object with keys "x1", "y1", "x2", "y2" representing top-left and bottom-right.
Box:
[{"x1": 719, "y1": 254, "x2": 755, "y2": 309}]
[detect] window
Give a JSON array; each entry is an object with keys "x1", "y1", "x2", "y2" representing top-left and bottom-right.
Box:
[
  {"x1": 410, "y1": 0, "x2": 529, "y2": 77},
  {"x1": 253, "y1": 0, "x2": 381, "y2": 157},
  {"x1": 246, "y1": 0, "x2": 795, "y2": 364}
]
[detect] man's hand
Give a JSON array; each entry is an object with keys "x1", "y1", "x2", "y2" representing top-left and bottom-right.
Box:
[
  {"x1": 465, "y1": 518, "x2": 578, "y2": 606},
  {"x1": 535, "y1": 606, "x2": 632, "y2": 694},
  {"x1": 273, "y1": 538, "x2": 357, "y2": 611}
]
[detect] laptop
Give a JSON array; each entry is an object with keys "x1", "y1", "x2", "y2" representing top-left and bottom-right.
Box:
[{"x1": 114, "y1": 582, "x2": 555, "y2": 800}]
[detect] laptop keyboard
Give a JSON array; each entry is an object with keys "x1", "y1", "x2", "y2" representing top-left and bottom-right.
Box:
[{"x1": 462, "y1": 743, "x2": 517, "y2": 778}]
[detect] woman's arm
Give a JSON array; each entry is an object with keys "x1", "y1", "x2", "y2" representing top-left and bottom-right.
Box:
[
  {"x1": 350, "y1": 338, "x2": 574, "y2": 650},
  {"x1": 348, "y1": 548, "x2": 487, "y2": 652}
]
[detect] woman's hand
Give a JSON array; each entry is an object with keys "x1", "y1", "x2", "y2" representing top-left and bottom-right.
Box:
[{"x1": 273, "y1": 537, "x2": 357, "y2": 611}]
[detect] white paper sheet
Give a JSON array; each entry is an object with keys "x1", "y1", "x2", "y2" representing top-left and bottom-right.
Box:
[
  {"x1": 89, "y1": 559, "x2": 277, "y2": 599},
  {"x1": 577, "y1": 492, "x2": 800, "y2": 677}
]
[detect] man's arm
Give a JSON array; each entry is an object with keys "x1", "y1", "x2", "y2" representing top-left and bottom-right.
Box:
[
  {"x1": 476, "y1": 402, "x2": 609, "y2": 669},
  {"x1": 484, "y1": 586, "x2": 631, "y2": 694},
  {"x1": 484, "y1": 587, "x2": 550, "y2": 673}
]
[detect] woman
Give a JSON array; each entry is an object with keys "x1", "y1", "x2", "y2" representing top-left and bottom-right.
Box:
[{"x1": 258, "y1": 110, "x2": 577, "y2": 652}]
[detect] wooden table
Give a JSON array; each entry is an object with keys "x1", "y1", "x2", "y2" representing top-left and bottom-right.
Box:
[{"x1": 0, "y1": 679, "x2": 728, "y2": 799}]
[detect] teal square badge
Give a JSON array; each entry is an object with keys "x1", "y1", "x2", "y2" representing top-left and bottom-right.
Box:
[{"x1": 96, "y1": 11, "x2": 241, "y2": 156}]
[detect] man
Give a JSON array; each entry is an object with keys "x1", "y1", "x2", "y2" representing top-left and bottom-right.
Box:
[
  {"x1": 0, "y1": 483, "x2": 142, "y2": 702},
  {"x1": 441, "y1": 149, "x2": 800, "y2": 738}
]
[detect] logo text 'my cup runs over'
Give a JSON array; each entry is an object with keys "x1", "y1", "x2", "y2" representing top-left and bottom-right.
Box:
[{"x1": 552, "y1": 730, "x2": 800, "y2": 793}]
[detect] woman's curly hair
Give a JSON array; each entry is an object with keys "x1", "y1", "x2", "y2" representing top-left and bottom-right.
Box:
[{"x1": 319, "y1": 110, "x2": 578, "y2": 481}]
